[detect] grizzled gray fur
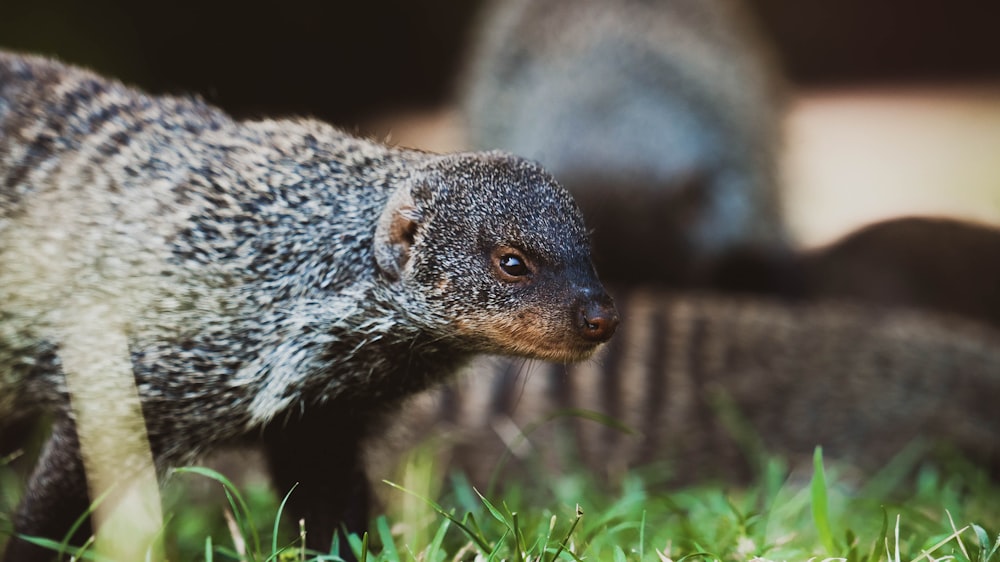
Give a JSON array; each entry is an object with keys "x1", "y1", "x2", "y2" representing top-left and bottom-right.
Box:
[
  {"x1": 0, "y1": 52, "x2": 617, "y2": 560},
  {"x1": 371, "y1": 289, "x2": 1000, "y2": 489},
  {"x1": 461, "y1": 0, "x2": 788, "y2": 286}
]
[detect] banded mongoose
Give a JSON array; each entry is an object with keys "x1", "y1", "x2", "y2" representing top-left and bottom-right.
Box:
[
  {"x1": 461, "y1": 0, "x2": 789, "y2": 286},
  {"x1": 369, "y1": 289, "x2": 1000, "y2": 490},
  {"x1": 0, "y1": 52, "x2": 618, "y2": 559}
]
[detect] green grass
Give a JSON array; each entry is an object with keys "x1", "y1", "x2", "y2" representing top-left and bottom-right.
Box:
[
  {"x1": 5, "y1": 443, "x2": 997, "y2": 562},
  {"x1": 171, "y1": 445, "x2": 1000, "y2": 561}
]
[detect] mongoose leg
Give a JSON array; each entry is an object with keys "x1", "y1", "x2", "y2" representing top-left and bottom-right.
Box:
[
  {"x1": 262, "y1": 405, "x2": 372, "y2": 557},
  {"x1": 4, "y1": 418, "x2": 91, "y2": 562}
]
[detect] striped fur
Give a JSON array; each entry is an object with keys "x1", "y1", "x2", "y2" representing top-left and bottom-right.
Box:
[{"x1": 369, "y1": 289, "x2": 1000, "y2": 487}]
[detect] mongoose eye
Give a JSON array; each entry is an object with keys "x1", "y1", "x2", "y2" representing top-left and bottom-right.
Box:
[
  {"x1": 500, "y1": 254, "x2": 528, "y2": 276},
  {"x1": 492, "y1": 247, "x2": 533, "y2": 282}
]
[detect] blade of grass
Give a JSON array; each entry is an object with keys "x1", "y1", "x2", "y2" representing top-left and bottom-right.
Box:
[
  {"x1": 270, "y1": 482, "x2": 298, "y2": 558},
  {"x1": 864, "y1": 508, "x2": 889, "y2": 562},
  {"x1": 475, "y1": 489, "x2": 511, "y2": 529},
  {"x1": 811, "y1": 446, "x2": 837, "y2": 555},
  {"x1": 488, "y1": 529, "x2": 510, "y2": 562},
  {"x1": 512, "y1": 511, "x2": 525, "y2": 562},
  {"x1": 911, "y1": 523, "x2": 970, "y2": 562},
  {"x1": 423, "y1": 513, "x2": 451, "y2": 561},
  {"x1": 884, "y1": 514, "x2": 900, "y2": 562},
  {"x1": 375, "y1": 515, "x2": 398, "y2": 562},
  {"x1": 989, "y1": 531, "x2": 1000, "y2": 562},
  {"x1": 345, "y1": 529, "x2": 366, "y2": 561},
  {"x1": 845, "y1": 529, "x2": 858, "y2": 562},
  {"x1": 974, "y1": 524, "x2": 993, "y2": 562},
  {"x1": 16, "y1": 485, "x2": 113, "y2": 561},
  {"x1": 548, "y1": 504, "x2": 583, "y2": 562},
  {"x1": 946, "y1": 509, "x2": 971, "y2": 561},
  {"x1": 382, "y1": 479, "x2": 492, "y2": 554},
  {"x1": 462, "y1": 511, "x2": 490, "y2": 550},
  {"x1": 15, "y1": 536, "x2": 97, "y2": 561},
  {"x1": 676, "y1": 553, "x2": 717, "y2": 561},
  {"x1": 173, "y1": 466, "x2": 261, "y2": 555},
  {"x1": 639, "y1": 510, "x2": 646, "y2": 561}
]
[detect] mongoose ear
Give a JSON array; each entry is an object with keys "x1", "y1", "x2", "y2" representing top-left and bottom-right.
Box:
[{"x1": 374, "y1": 187, "x2": 423, "y2": 281}]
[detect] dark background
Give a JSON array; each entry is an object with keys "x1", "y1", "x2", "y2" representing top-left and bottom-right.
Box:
[{"x1": 1, "y1": 0, "x2": 998, "y2": 128}]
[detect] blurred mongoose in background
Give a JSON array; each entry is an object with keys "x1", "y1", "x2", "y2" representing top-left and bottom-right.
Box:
[
  {"x1": 0, "y1": 52, "x2": 617, "y2": 560},
  {"x1": 461, "y1": 0, "x2": 789, "y2": 286},
  {"x1": 370, "y1": 289, "x2": 1000, "y2": 490}
]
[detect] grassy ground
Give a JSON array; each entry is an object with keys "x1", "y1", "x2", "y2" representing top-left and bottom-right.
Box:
[
  {"x1": 198, "y1": 448, "x2": 1000, "y2": 562},
  {"x1": 6, "y1": 442, "x2": 996, "y2": 562}
]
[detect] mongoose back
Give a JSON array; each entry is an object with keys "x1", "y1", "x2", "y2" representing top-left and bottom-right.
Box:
[
  {"x1": 0, "y1": 52, "x2": 617, "y2": 559},
  {"x1": 461, "y1": 0, "x2": 789, "y2": 286},
  {"x1": 713, "y1": 216, "x2": 1000, "y2": 329},
  {"x1": 370, "y1": 289, "x2": 1000, "y2": 489},
  {"x1": 801, "y1": 216, "x2": 1000, "y2": 331}
]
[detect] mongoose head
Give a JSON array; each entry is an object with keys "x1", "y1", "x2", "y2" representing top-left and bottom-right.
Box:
[{"x1": 375, "y1": 150, "x2": 618, "y2": 362}]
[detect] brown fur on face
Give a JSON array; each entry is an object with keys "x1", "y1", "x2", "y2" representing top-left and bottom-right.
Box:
[{"x1": 455, "y1": 307, "x2": 604, "y2": 363}]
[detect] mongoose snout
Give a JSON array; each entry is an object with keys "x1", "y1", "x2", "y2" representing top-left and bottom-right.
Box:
[{"x1": 575, "y1": 290, "x2": 619, "y2": 342}]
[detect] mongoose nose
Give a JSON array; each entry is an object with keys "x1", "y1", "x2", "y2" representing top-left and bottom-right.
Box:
[{"x1": 576, "y1": 296, "x2": 619, "y2": 342}]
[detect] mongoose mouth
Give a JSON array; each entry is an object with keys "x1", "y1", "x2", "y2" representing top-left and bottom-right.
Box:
[
  {"x1": 549, "y1": 340, "x2": 609, "y2": 363},
  {"x1": 458, "y1": 294, "x2": 619, "y2": 364},
  {"x1": 491, "y1": 335, "x2": 608, "y2": 363}
]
